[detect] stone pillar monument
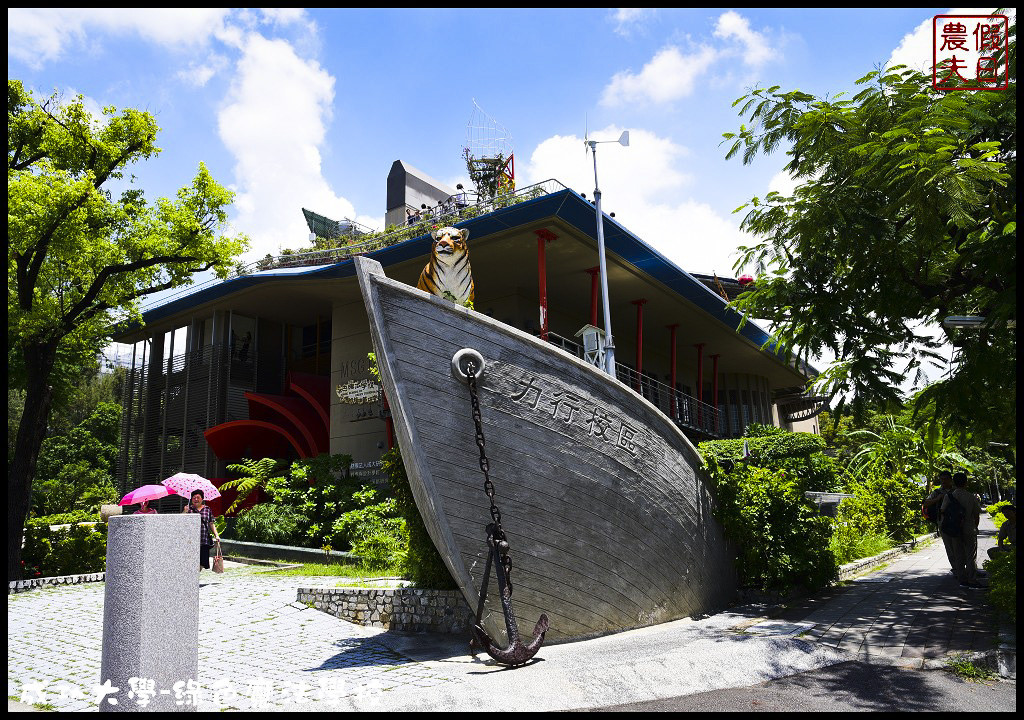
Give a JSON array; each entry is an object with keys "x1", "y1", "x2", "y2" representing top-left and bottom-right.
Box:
[{"x1": 100, "y1": 514, "x2": 199, "y2": 712}]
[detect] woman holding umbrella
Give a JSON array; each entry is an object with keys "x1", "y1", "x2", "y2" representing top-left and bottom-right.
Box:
[
  {"x1": 182, "y1": 489, "x2": 221, "y2": 571},
  {"x1": 162, "y1": 473, "x2": 223, "y2": 571}
]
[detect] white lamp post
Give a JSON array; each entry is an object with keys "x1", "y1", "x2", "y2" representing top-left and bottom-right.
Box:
[{"x1": 586, "y1": 130, "x2": 629, "y2": 376}]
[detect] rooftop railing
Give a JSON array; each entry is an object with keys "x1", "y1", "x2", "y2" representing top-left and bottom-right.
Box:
[{"x1": 139, "y1": 179, "x2": 570, "y2": 315}]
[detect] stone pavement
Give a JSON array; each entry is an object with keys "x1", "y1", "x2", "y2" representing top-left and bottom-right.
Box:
[
  {"x1": 7, "y1": 516, "x2": 1011, "y2": 712},
  {"x1": 8, "y1": 565, "x2": 457, "y2": 712},
  {"x1": 760, "y1": 518, "x2": 1004, "y2": 667}
]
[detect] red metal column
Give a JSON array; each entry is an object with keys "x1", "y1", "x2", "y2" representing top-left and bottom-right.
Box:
[
  {"x1": 632, "y1": 299, "x2": 647, "y2": 390},
  {"x1": 694, "y1": 343, "x2": 705, "y2": 429},
  {"x1": 535, "y1": 229, "x2": 557, "y2": 341},
  {"x1": 710, "y1": 353, "x2": 720, "y2": 435},
  {"x1": 667, "y1": 324, "x2": 679, "y2": 419},
  {"x1": 585, "y1": 266, "x2": 600, "y2": 327}
]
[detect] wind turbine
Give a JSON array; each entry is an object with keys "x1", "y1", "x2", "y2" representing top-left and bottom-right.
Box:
[{"x1": 584, "y1": 128, "x2": 630, "y2": 375}]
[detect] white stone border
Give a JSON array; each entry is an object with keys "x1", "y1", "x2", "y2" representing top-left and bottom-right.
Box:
[
  {"x1": 837, "y1": 531, "x2": 937, "y2": 581},
  {"x1": 9, "y1": 572, "x2": 106, "y2": 594}
]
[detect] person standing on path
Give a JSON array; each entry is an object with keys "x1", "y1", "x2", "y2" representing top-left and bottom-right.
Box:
[
  {"x1": 924, "y1": 471, "x2": 956, "y2": 575},
  {"x1": 183, "y1": 489, "x2": 220, "y2": 570},
  {"x1": 942, "y1": 472, "x2": 983, "y2": 588}
]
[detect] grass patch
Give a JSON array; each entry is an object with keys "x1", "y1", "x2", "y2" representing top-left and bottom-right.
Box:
[
  {"x1": 261, "y1": 561, "x2": 402, "y2": 578},
  {"x1": 830, "y1": 527, "x2": 894, "y2": 566},
  {"x1": 944, "y1": 653, "x2": 997, "y2": 682}
]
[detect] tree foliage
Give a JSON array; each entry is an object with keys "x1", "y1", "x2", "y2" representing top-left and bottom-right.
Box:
[
  {"x1": 32, "y1": 400, "x2": 121, "y2": 516},
  {"x1": 7, "y1": 80, "x2": 248, "y2": 579},
  {"x1": 723, "y1": 20, "x2": 1016, "y2": 444}
]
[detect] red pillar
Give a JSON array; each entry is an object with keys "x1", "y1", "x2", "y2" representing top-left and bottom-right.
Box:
[
  {"x1": 710, "y1": 354, "x2": 720, "y2": 436},
  {"x1": 667, "y1": 324, "x2": 679, "y2": 419},
  {"x1": 535, "y1": 229, "x2": 557, "y2": 340},
  {"x1": 694, "y1": 343, "x2": 705, "y2": 429},
  {"x1": 632, "y1": 299, "x2": 647, "y2": 390},
  {"x1": 585, "y1": 266, "x2": 600, "y2": 327}
]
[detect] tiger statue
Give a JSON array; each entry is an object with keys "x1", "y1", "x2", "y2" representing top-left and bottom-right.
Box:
[{"x1": 417, "y1": 226, "x2": 474, "y2": 306}]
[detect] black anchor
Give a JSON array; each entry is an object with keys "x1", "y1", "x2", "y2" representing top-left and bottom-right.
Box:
[
  {"x1": 470, "y1": 523, "x2": 549, "y2": 667},
  {"x1": 454, "y1": 350, "x2": 549, "y2": 667}
]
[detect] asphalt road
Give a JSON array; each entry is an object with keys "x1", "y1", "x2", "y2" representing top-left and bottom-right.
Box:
[{"x1": 587, "y1": 660, "x2": 1017, "y2": 712}]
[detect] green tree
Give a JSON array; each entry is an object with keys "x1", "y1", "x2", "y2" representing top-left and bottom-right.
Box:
[
  {"x1": 723, "y1": 20, "x2": 1015, "y2": 445},
  {"x1": 8, "y1": 80, "x2": 248, "y2": 579},
  {"x1": 32, "y1": 400, "x2": 121, "y2": 516}
]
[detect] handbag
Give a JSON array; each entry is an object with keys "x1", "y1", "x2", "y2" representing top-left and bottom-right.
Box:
[{"x1": 212, "y1": 540, "x2": 224, "y2": 574}]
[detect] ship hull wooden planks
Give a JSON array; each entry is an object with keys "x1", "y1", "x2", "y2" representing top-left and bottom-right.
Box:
[{"x1": 355, "y1": 256, "x2": 735, "y2": 643}]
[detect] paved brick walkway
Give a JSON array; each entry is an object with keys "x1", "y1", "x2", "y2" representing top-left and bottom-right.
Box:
[
  {"x1": 7, "y1": 565, "x2": 456, "y2": 711},
  {"x1": 7, "y1": 516, "x2": 1008, "y2": 712},
  {"x1": 753, "y1": 515, "x2": 1002, "y2": 666}
]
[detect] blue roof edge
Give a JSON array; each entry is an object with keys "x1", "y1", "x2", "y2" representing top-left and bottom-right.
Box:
[{"x1": 127, "y1": 188, "x2": 814, "y2": 376}]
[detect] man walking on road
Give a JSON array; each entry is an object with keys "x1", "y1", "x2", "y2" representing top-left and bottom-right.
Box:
[
  {"x1": 924, "y1": 471, "x2": 956, "y2": 574},
  {"x1": 943, "y1": 472, "x2": 983, "y2": 588}
]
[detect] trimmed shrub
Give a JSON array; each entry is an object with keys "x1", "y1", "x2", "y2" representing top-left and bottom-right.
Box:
[
  {"x1": 22, "y1": 521, "x2": 107, "y2": 577},
  {"x1": 383, "y1": 447, "x2": 457, "y2": 589},
  {"x1": 984, "y1": 549, "x2": 1016, "y2": 623},
  {"x1": 705, "y1": 461, "x2": 837, "y2": 593},
  {"x1": 838, "y1": 469, "x2": 924, "y2": 543}
]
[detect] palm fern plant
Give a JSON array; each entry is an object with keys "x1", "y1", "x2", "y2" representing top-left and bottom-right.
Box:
[{"x1": 219, "y1": 457, "x2": 287, "y2": 514}]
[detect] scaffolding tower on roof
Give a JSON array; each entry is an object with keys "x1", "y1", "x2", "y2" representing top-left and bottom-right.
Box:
[{"x1": 463, "y1": 99, "x2": 515, "y2": 200}]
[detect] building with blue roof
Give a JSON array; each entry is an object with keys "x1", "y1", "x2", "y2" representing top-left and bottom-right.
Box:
[{"x1": 112, "y1": 171, "x2": 823, "y2": 500}]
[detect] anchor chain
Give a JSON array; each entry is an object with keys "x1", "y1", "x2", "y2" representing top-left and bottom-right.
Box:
[
  {"x1": 466, "y1": 364, "x2": 513, "y2": 595},
  {"x1": 461, "y1": 356, "x2": 549, "y2": 666}
]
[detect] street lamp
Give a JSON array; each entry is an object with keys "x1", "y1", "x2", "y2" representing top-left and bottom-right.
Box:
[{"x1": 586, "y1": 130, "x2": 629, "y2": 375}]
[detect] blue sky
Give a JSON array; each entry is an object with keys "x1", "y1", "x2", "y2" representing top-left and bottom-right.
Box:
[
  {"x1": 10, "y1": 7, "x2": 988, "y2": 271},
  {"x1": 7, "y1": 8, "x2": 1009, "y2": 380}
]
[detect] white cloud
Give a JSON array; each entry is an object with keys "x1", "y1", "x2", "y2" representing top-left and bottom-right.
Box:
[
  {"x1": 610, "y1": 8, "x2": 656, "y2": 36},
  {"x1": 7, "y1": 8, "x2": 231, "y2": 67},
  {"x1": 602, "y1": 11, "x2": 782, "y2": 106},
  {"x1": 177, "y1": 53, "x2": 230, "y2": 87},
  {"x1": 714, "y1": 10, "x2": 777, "y2": 68},
  {"x1": 217, "y1": 33, "x2": 377, "y2": 260},
  {"x1": 521, "y1": 126, "x2": 749, "y2": 276},
  {"x1": 767, "y1": 169, "x2": 799, "y2": 197},
  {"x1": 602, "y1": 45, "x2": 717, "y2": 106}
]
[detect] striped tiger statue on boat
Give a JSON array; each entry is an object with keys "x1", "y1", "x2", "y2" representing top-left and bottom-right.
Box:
[{"x1": 417, "y1": 226, "x2": 474, "y2": 307}]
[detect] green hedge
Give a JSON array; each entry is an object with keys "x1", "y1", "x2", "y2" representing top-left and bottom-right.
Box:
[
  {"x1": 383, "y1": 447, "x2": 457, "y2": 589},
  {"x1": 984, "y1": 549, "x2": 1016, "y2": 623},
  {"x1": 703, "y1": 461, "x2": 837, "y2": 592},
  {"x1": 22, "y1": 521, "x2": 107, "y2": 578},
  {"x1": 700, "y1": 432, "x2": 825, "y2": 467}
]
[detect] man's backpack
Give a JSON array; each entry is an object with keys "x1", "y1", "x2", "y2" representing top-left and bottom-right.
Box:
[
  {"x1": 941, "y1": 493, "x2": 965, "y2": 537},
  {"x1": 922, "y1": 497, "x2": 940, "y2": 524}
]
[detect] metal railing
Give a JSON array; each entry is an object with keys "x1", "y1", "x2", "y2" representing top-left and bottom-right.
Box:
[
  {"x1": 139, "y1": 179, "x2": 570, "y2": 315},
  {"x1": 546, "y1": 332, "x2": 723, "y2": 438}
]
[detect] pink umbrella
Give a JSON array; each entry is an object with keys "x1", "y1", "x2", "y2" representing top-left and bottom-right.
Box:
[
  {"x1": 162, "y1": 472, "x2": 221, "y2": 501},
  {"x1": 119, "y1": 484, "x2": 172, "y2": 506}
]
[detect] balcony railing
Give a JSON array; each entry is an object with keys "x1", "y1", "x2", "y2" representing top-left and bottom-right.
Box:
[{"x1": 545, "y1": 332, "x2": 722, "y2": 438}]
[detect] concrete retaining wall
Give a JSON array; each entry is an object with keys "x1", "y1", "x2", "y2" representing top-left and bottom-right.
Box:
[{"x1": 297, "y1": 587, "x2": 473, "y2": 634}]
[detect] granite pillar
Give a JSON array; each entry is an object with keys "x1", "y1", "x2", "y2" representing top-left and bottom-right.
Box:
[{"x1": 100, "y1": 514, "x2": 199, "y2": 712}]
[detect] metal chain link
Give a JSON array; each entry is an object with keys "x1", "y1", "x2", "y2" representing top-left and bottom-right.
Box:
[{"x1": 465, "y1": 359, "x2": 513, "y2": 594}]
